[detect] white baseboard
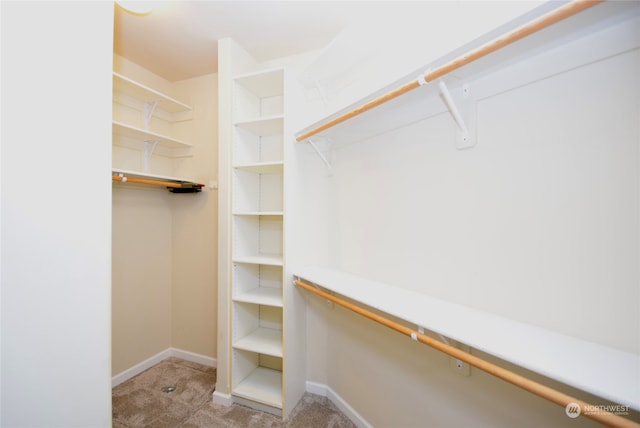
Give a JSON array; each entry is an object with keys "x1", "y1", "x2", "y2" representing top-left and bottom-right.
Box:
[
  {"x1": 212, "y1": 390, "x2": 233, "y2": 406},
  {"x1": 305, "y1": 381, "x2": 372, "y2": 428},
  {"x1": 112, "y1": 347, "x2": 216, "y2": 388},
  {"x1": 170, "y1": 347, "x2": 217, "y2": 368}
]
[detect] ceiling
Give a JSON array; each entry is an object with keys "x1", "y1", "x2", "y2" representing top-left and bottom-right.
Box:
[{"x1": 113, "y1": 1, "x2": 370, "y2": 82}]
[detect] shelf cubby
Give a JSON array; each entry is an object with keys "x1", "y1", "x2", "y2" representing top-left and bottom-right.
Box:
[
  {"x1": 233, "y1": 263, "x2": 283, "y2": 308},
  {"x1": 232, "y1": 169, "x2": 283, "y2": 213},
  {"x1": 232, "y1": 215, "x2": 283, "y2": 264}
]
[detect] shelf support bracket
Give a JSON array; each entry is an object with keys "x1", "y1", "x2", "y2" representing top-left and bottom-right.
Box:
[
  {"x1": 437, "y1": 81, "x2": 476, "y2": 150},
  {"x1": 308, "y1": 138, "x2": 332, "y2": 172},
  {"x1": 142, "y1": 140, "x2": 159, "y2": 173},
  {"x1": 143, "y1": 100, "x2": 160, "y2": 130}
]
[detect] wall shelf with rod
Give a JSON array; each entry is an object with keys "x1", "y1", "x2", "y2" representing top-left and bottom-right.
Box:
[
  {"x1": 294, "y1": 266, "x2": 639, "y2": 428},
  {"x1": 294, "y1": 0, "x2": 637, "y2": 155},
  {"x1": 112, "y1": 169, "x2": 204, "y2": 193}
]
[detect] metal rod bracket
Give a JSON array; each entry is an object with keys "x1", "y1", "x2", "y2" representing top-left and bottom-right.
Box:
[
  {"x1": 438, "y1": 81, "x2": 477, "y2": 150},
  {"x1": 308, "y1": 138, "x2": 333, "y2": 172}
]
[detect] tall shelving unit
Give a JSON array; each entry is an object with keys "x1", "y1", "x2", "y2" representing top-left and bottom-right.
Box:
[{"x1": 230, "y1": 67, "x2": 286, "y2": 413}]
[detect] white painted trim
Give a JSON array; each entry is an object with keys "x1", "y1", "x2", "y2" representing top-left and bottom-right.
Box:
[
  {"x1": 305, "y1": 381, "x2": 372, "y2": 428},
  {"x1": 112, "y1": 349, "x2": 172, "y2": 387},
  {"x1": 169, "y1": 347, "x2": 217, "y2": 368},
  {"x1": 212, "y1": 390, "x2": 233, "y2": 406},
  {"x1": 112, "y1": 348, "x2": 216, "y2": 387}
]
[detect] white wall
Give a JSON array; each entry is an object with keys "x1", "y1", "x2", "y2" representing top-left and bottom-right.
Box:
[
  {"x1": 291, "y1": 4, "x2": 639, "y2": 427},
  {"x1": 1, "y1": 2, "x2": 113, "y2": 426}
]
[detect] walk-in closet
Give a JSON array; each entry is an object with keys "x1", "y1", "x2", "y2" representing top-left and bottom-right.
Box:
[{"x1": 2, "y1": 1, "x2": 639, "y2": 427}]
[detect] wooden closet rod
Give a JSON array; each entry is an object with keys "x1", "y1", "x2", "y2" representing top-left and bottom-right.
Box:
[
  {"x1": 294, "y1": 279, "x2": 639, "y2": 428},
  {"x1": 112, "y1": 174, "x2": 183, "y2": 188},
  {"x1": 112, "y1": 174, "x2": 204, "y2": 192},
  {"x1": 295, "y1": 0, "x2": 604, "y2": 143}
]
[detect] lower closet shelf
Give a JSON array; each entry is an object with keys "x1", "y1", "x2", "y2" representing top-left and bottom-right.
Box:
[
  {"x1": 233, "y1": 328, "x2": 283, "y2": 357},
  {"x1": 233, "y1": 287, "x2": 283, "y2": 307},
  {"x1": 234, "y1": 367, "x2": 283, "y2": 408},
  {"x1": 233, "y1": 254, "x2": 283, "y2": 266}
]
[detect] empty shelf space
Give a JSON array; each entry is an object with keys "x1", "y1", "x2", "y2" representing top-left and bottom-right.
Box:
[
  {"x1": 234, "y1": 116, "x2": 284, "y2": 136},
  {"x1": 234, "y1": 68, "x2": 284, "y2": 99},
  {"x1": 233, "y1": 162, "x2": 284, "y2": 174},
  {"x1": 112, "y1": 121, "x2": 191, "y2": 149},
  {"x1": 233, "y1": 367, "x2": 282, "y2": 409},
  {"x1": 233, "y1": 328, "x2": 283, "y2": 358},
  {"x1": 113, "y1": 72, "x2": 192, "y2": 113},
  {"x1": 233, "y1": 287, "x2": 283, "y2": 307}
]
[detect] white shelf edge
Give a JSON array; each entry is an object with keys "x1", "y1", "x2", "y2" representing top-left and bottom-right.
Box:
[
  {"x1": 233, "y1": 67, "x2": 285, "y2": 99},
  {"x1": 233, "y1": 162, "x2": 284, "y2": 174},
  {"x1": 294, "y1": 266, "x2": 640, "y2": 410},
  {"x1": 233, "y1": 255, "x2": 284, "y2": 267},
  {"x1": 234, "y1": 116, "x2": 284, "y2": 136},
  {"x1": 233, "y1": 66, "x2": 285, "y2": 81},
  {"x1": 234, "y1": 115, "x2": 284, "y2": 126},
  {"x1": 112, "y1": 121, "x2": 192, "y2": 149},
  {"x1": 233, "y1": 287, "x2": 283, "y2": 307},
  {"x1": 113, "y1": 71, "x2": 192, "y2": 113},
  {"x1": 233, "y1": 212, "x2": 284, "y2": 217},
  {"x1": 233, "y1": 367, "x2": 283, "y2": 409},
  {"x1": 233, "y1": 327, "x2": 283, "y2": 358},
  {"x1": 112, "y1": 169, "x2": 202, "y2": 185}
]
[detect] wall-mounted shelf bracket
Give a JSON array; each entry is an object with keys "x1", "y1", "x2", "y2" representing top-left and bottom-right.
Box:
[
  {"x1": 437, "y1": 81, "x2": 477, "y2": 150},
  {"x1": 307, "y1": 138, "x2": 333, "y2": 172},
  {"x1": 142, "y1": 140, "x2": 159, "y2": 173},
  {"x1": 143, "y1": 100, "x2": 160, "y2": 129}
]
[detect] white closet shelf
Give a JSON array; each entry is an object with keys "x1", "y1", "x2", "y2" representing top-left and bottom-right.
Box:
[
  {"x1": 234, "y1": 68, "x2": 284, "y2": 98},
  {"x1": 233, "y1": 367, "x2": 282, "y2": 408},
  {"x1": 112, "y1": 121, "x2": 192, "y2": 150},
  {"x1": 113, "y1": 71, "x2": 192, "y2": 113},
  {"x1": 233, "y1": 327, "x2": 283, "y2": 358},
  {"x1": 233, "y1": 255, "x2": 283, "y2": 267},
  {"x1": 233, "y1": 287, "x2": 283, "y2": 307},
  {"x1": 233, "y1": 212, "x2": 284, "y2": 217},
  {"x1": 234, "y1": 116, "x2": 284, "y2": 136},
  {"x1": 112, "y1": 169, "x2": 204, "y2": 193},
  {"x1": 112, "y1": 169, "x2": 201, "y2": 184},
  {"x1": 233, "y1": 162, "x2": 284, "y2": 174},
  {"x1": 295, "y1": 266, "x2": 640, "y2": 410},
  {"x1": 294, "y1": 1, "x2": 638, "y2": 147}
]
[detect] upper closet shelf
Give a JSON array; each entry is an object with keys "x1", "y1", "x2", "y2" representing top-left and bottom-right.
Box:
[
  {"x1": 295, "y1": 266, "x2": 640, "y2": 412},
  {"x1": 294, "y1": 1, "x2": 639, "y2": 149},
  {"x1": 113, "y1": 72, "x2": 193, "y2": 119},
  {"x1": 112, "y1": 121, "x2": 193, "y2": 157},
  {"x1": 234, "y1": 67, "x2": 284, "y2": 98}
]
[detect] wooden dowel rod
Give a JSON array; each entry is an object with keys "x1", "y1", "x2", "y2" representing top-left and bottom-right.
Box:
[
  {"x1": 112, "y1": 175, "x2": 183, "y2": 188},
  {"x1": 295, "y1": 80, "x2": 421, "y2": 142},
  {"x1": 423, "y1": 0, "x2": 604, "y2": 83},
  {"x1": 295, "y1": 0, "x2": 603, "y2": 143},
  {"x1": 294, "y1": 279, "x2": 638, "y2": 428}
]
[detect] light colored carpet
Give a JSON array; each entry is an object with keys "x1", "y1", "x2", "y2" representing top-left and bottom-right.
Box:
[{"x1": 112, "y1": 357, "x2": 356, "y2": 427}]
